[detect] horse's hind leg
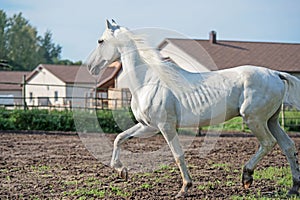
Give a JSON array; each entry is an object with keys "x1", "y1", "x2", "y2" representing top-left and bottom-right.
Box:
[
  {"x1": 241, "y1": 115, "x2": 277, "y2": 189},
  {"x1": 268, "y1": 108, "x2": 300, "y2": 196}
]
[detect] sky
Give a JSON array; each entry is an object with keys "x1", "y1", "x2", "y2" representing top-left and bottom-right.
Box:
[{"x1": 2, "y1": 0, "x2": 300, "y2": 62}]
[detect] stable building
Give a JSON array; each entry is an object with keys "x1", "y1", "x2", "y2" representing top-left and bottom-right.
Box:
[
  {"x1": 158, "y1": 31, "x2": 300, "y2": 78},
  {"x1": 25, "y1": 64, "x2": 95, "y2": 108},
  {"x1": 0, "y1": 71, "x2": 29, "y2": 107}
]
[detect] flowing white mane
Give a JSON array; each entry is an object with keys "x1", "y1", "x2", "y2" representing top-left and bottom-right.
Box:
[{"x1": 125, "y1": 31, "x2": 195, "y2": 92}]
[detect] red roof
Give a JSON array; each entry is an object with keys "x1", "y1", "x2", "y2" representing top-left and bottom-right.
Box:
[
  {"x1": 159, "y1": 38, "x2": 300, "y2": 72},
  {"x1": 26, "y1": 63, "x2": 122, "y2": 88},
  {"x1": 97, "y1": 62, "x2": 122, "y2": 88},
  {"x1": 0, "y1": 71, "x2": 29, "y2": 91},
  {"x1": 26, "y1": 64, "x2": 95, "y2": 84}
]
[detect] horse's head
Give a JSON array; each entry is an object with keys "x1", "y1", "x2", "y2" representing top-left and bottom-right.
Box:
[{"x1": 87, "y1": 20, "x2": 122, "y2": 75}]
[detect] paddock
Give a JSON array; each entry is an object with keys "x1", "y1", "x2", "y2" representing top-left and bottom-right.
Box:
[{"x1": 1, "y1": 132, "x2": 300, "y2": 199}]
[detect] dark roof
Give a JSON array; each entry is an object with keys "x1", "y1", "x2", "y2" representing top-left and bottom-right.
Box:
[
  {"x1": 159, "y1": 38, "x2": 300, "y2": 72},
  {"x1": 0, "y1": 71, "x2": 29, "y2": 91},
  {"x1": 26, "y1": 63, "x2": 122, "y2": 87},
  {"x1": 97, "y1": 62, "x2": 122, "y2": 88},
  {"x1": 26, "y1": 64, "x2": 95, "y2": 84}
]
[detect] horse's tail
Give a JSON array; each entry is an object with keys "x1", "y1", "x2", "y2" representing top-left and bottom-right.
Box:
[{"x1": 279, "y1": 72, "x2": 300, "y2": 110}]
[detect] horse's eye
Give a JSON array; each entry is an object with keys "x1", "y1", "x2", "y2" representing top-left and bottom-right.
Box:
[{"x1": 98, "y1": 39, "x2": 104, "y2": 44}]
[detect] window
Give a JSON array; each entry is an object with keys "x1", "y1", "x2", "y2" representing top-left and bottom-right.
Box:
[
  {"x1": 54, "y1": 91, "x2": 58, "y2": 102},
  {"x1": 29, "y1": 92, "x2": 33, "y2": 102}
]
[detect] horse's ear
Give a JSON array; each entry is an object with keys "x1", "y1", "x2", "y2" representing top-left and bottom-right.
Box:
[
  {"x1": 106, "y1": 19, "x2": 113, "y2": 30},
  {"x1": 111, "y1": 19, "x2": 117, "y2": 25}
]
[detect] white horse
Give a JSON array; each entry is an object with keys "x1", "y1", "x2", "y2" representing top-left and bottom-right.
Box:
[{"x1": 86, "y1": 20, "x2": 300, "y2": 198}]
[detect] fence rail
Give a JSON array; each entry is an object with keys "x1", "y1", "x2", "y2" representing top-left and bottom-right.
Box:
[
  {"x1": 0, "y1": 81, "x2": 300, "y2": 131},
  {"x1": 0, "y1": 81, "x2": 131, "y2": 110}
]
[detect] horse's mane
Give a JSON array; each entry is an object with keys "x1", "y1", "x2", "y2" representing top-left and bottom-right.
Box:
[{"x1": 125, "y1": 31, "x2": 194, "y2": 93}]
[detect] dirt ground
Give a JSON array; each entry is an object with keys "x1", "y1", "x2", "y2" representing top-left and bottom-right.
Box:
[{"x1": 1, "y1": 131, "x2": 300, "y2": 199}]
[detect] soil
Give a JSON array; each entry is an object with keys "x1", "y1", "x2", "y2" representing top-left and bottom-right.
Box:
[{"x1": 1, "y1": 131, "x2": 300, "y2": 199}]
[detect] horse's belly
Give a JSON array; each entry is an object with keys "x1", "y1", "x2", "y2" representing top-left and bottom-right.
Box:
[{"x1": 178, "y1": 97, "x2": 240, "y2": 127}]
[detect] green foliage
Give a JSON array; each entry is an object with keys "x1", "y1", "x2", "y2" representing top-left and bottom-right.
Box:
[
  {"x1": 0, "y1": 108, "x2": 137, "y2": 133},
  {"x1": 73, "y1": 109, "x2": 137, "y2": 133},
  {"x1": 202, "y1": 117, "x2": 250, "y2": 132},
  {"x1": 0, "y1": 10, "x2": 80, "y2": 71},
  {"x1": 254, "y1": 166, "x2": 292, "y2": 186},
  {"x1": 37, "y1": 30, "x2": 62, "y2": 65},
  {"x1": 5, "y1": 13, "x2": 40, "y2": 70},
  {"x1": 202, "y1": 111, "x2": 300, "y2": 132},
  {"x1": 1, "y1": 109, "x2": 75, "y2": 131},
  {"x1": 0, "y1": 108, "x2": 299, "y2": 133},
  {"x1": 280, "y1": 110, "x2": 300, "y2": 132}
]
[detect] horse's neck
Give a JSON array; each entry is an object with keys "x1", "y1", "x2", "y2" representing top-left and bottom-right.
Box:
[{"x1": 118, "y1": 43, "x2": 155, "y2": 94}]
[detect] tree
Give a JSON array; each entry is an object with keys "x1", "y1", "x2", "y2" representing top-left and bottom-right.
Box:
[
  {"x1": 0, "y1": 10, "x2": 79, "y2": 71},
  {"x1": 38, "y1": 30, "x2": 62, "y2": 64},
  {"x1": 0, "y1": 10, "x2": 7, "y2": 62},
  {"x1": 5, "y1": 13, "x2": 39, "y2": 70}
]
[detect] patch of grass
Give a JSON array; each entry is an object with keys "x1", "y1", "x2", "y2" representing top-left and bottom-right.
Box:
[
  {"x1": 197, "y1": 185, "x2": 207, "y2": 190},
  {"x1": 154, "y1": 164, "x2": 174, "y2": 173},
  {"x1": 85, "y1": 177, "x2": 102, "y2": 186},
  {"x1": 231, "y1": 166, "x2": 295, "y2": 200},
  {"x1": 202, "y1": 117, "x2": 250, "y2": 132},
  {"x1": 254, "y1": 166, "x2": 292, "y2": 186},
  {"x1": 140, "y1": 183, "x2": 152, "y2": 189},
  {"x1": 30, "y1": 165, "x2": 51, "y2": 172},
  {"x1": 64, "y1": 180, "x2": 79, "y2": 186},
  {"x1": 225, "y1": 180, "x2": 236, "y2": 187},
  {"x1": 109, "y1": 184, "x2": 131, "y2": 197},
  {"x1": 231, "y1": 193, "x2": 299, "y2": 200},
  {"x1": 64, "y1": 188, "x2": 105, "y2": 198},
  {"x1": 197, "y1": 180, "x2": 221, "y2": 190},
  {"x1": 211, "y1": 163, "x2": 231, "y2": 172}
]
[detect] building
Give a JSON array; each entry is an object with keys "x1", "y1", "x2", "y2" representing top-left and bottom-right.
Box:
[
  {"x1": 158, "y1": 31, "x2": 300, "y2": 78},
  {"x1": 24, "y1": 62, "x2": 128, "y2": 109},
  {"x1": 0, "y1": 71, "x2": 29, "y2": 106},
  {"x1": 95, "y1": 61, "x2": 131, "y2": 109},
  {"x1": 25, "y1": 64, "x2": 95, "y2": 108}
]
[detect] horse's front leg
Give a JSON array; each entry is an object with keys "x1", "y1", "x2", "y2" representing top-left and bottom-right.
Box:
[
  {"x1": 159, "y1": 123, "x2": 193, "y2": 198},
  {"x1": 111, "y1": 123, "x2": 158, "y2": 180}
]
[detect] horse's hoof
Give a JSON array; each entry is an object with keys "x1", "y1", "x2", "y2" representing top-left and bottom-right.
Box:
[
  {"x1": 242, "y1": 169, "x2": 253, "y2": 189},
  {"x1": 243, "y1": 181, "x2": 252, "y2": 189},
  {"x1": 242, "y1": 177, "x2": 253, "y2": 189},
  {"x1": 119, "y1": 167, "x2": 128, "y2": 181}
]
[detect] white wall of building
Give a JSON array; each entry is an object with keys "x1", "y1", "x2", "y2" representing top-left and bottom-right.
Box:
[{"x1": 25, "y1": 68, "x2": 66, "y2": 106}]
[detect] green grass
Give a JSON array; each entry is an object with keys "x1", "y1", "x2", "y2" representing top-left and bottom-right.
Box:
[
  {"x1": 202, "y1": 117, "x2": 250, "y2": 132},
  {"x1": 211, "y1": 163, "x2": 231, "y2": 172},
  {"x1": 253, "y1": 166, "x2": 292, "y2": 186},
  {"x1": 231, "y1": 166, "x2": 295, "y2": 200},
  {"x1": 140, "y1": 183, "x2": 152, "y2": 189},
  {"x1": 64, "y1": 188, "x2": 106, "y2": 198}
]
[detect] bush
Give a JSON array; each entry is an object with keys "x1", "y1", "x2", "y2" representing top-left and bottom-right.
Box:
[
  {"x1": 0, "y1": 108, "x2": 137, "y2": 133},
  {"x1": 0, "y1": 108, "x2": 76, "y2": 132},
  {"x1": 0, "y1": 108, "x2": 299, "y2": 133}
]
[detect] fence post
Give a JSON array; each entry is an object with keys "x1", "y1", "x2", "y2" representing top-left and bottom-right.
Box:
[
  {"x1": 94, "y1": 80, "x2": 98, "y2": 111},
  {"x1": 281, "y1": 104, "x2": 285, "y2": 129},
  {"x1": 22, "y1": 75, "x2": 27, "y2": 110}
]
